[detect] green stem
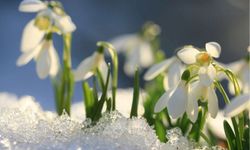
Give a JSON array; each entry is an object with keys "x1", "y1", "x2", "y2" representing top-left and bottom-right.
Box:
[
  {"x1": 130, "y1": 68, "x2": 140, "y2": 118},
  {"x1": 61, "y1": 33, "x2": 74, "y2": 115},
  {"x1": 97, "y1": 42, "x2": 118, "y2": 111}
]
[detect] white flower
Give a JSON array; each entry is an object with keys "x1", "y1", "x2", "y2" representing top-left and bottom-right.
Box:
[
  {"x1": 110, "y1": 34, "x2": 154, "y2": 76},
  {"x1": 224, "y1": 94, "x2": 250, "y2": 117},
  {"x1": 177, "y1": 42, "x2": 221, "y2": 65},
  {"x1": 17, "y1": 39, "x2": 59, "y2": 79},
  {"x1": 17, "y1": 0, "x2": 76, "y2": 79},
  {"x1": 74, "y1": 51, "x2": 109, "y2": 82},
  {"x1": 227, "y1": 48, "x2": 249, "y2": 94},
  {"x1": 187, "y1": 79, "x2": 219, "y2": 122},
  {"x1": 144, "y1": 56, "x2": 184, "y2": 90},
  {"x1": 19, "y1": 0, "x2": 76, "y2": 34},
  {"x1": 154, "y1": 42, "x2": 221, "y2": 122}
]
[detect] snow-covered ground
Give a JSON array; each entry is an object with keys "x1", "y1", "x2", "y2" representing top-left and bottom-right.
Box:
[{"x1": 0, "y1": 92, "x2": 225, "y2": 150}]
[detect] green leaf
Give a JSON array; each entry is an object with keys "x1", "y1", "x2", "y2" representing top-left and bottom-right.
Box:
[
  {"x1": 155, "y1": 119, "x2": 167, "y2": 142},
  {"x1": 93, "y1": 64, "x2": 111, "y2": 122},
  {"x1": 224, "y1": 120, "x2": 236, "y2": 150},
  {"x1": 188, "y1": 108, "x2": 203, "y2": 142},
  {"x1": 97, "y1": 41, "x2": 118, "y2": 111},
  {"x1": 106, "y1": 97, "x2": 112, "y2": 112},
  {"x1": 130, "y1": 68, "x2": 140, "y2": 118},
  {"x1": 82, "y1": 82, "x2": 94, "y2": 118}
]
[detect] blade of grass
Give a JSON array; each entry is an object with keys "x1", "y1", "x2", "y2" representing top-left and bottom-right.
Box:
[{"x1": 130, "y1": 68, "x2": 140, "y2": 118}]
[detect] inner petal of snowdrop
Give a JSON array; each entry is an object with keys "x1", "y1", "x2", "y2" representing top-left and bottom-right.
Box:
[{"x1": 196, "y1": 52, "x2": 211, "y2": 65}]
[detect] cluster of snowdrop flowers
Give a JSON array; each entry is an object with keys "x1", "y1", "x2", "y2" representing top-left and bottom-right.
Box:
[
  {"x1": 17, "y1": 0, "x2": 76, "y2": 79},
  {"x1": 154, "y1": 42, "x2": 222, "y2": 122},
  {"x1": 111, "y1": 22, "x2": 161, "y2": 76}
]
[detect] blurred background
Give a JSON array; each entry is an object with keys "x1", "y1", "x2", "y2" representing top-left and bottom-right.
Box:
[{"x1": 0, "y1": 0, "x2": 248, "y2": 110}]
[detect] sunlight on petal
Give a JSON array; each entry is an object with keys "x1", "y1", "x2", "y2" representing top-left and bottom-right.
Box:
[
  {"x1": 21, "y1": 19, "x2": 45, "y2": 52},
  {"x1": 167, "y1": 81, "x2": 187, "y2": 119},
  {"x1": 205, "y1": 42, "x2": 221, "y2": 58},
  {"x1": 19, "y1": 0, "x2": 46, "y2": 12},
  {"x1": 177, "y1": 47, "x2": 200, "y2": 64},
  {"x1": 36, "y1": 49, "x2": 50, "y2": 79},
  {"x1": 207, "y1": 87, "x2": 218, "y2": 118},
  {"x1": 154, "y1": 89, "x2": 173, "y2": 113},
  {"x1": 144, "y1": 58, "x2": 173, "y2": 80}
]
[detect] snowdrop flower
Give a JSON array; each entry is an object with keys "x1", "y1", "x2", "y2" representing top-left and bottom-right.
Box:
[
  {"x1": 17, "y1": 39, "x2": 59, "y2": 79},
  {"x1": 110, "y1": 22, "x2": 160, "y2": 76},
  {"x1": 227, "y1": 47, "x2": 250, "y2": 94},
  {"x1": 74, "y1": 48, "x2": 108, "y2": 82},
  {"x1": 154, "y1": 42, "x2": 221, "y2": 122},
  {"x1": 17, "y1": 0, "x2": 76, "y2": 79},
  {"x1": 224, "y1": 94, "x2": 250, "y2": 117},
  {"x1": 144, "y1": 56, "x2": 184, "y2": 90}
]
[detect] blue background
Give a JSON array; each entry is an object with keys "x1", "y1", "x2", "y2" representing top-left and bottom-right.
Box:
[{"x1": 0, "y1": 0, "x2": 248, "y2": 110}]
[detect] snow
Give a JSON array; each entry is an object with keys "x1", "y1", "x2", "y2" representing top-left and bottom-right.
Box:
[{"x1": 0, "y1": 92, "x2": 225, "y2": 150}]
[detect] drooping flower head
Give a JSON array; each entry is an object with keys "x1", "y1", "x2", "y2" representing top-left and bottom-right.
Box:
[
  {"x1": 74, "y1": 46, "x2": 108, "y2": 82},
  {"x1": 110, "y1": 22, "x2": 161, "y2": 76},
  {"x1": 154, "y1": 42, "x2": 222, "y2": 122},
  {"x1": 17, "y1": 0, "x2": 76, "y2": 79}
]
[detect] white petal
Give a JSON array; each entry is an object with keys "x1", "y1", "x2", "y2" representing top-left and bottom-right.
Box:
[
  {"x1": 207, "y1": 111, "x2": 232, "y2": 140},
  {"x1": 138, "y1": 41, "x2": 154, "y2": 67},
  {"x1": 48, "y1": 43, "x2": 60, "y2": 77},
  {"x1": 168, "y1": 60, "x2": 182, "y2": 88},
  {"x1": 227, "y1": 60, "x2": 245, "y2": 74},
  {"x1": 110, "y1": 34, "x2": 139, "y2": 53},
  {"x1": 205, "y1": 42, "x2": 221, "y2": 58},
  {"x1": 167, "y1": 81, "x2": 188, "y2": 119},
  {"x1": 36, "y1": 48, "x2": 50, "y2": 79},
  {"x1": 19, "y1": 0, "x2": 46, "y2": 12},
  {"x1": 144, "y1": 58, "x2": 174, "y2": 81},
  {"x1": 177, "y1": 47, "x2": 200, "y2": 64},
  {"x1": 224, "y1": 94, "x2": 250, "y2": 117},
  {"x1": 154, "y1": 89, "x2": 173, "y2": 113},
  {"x1": 73, "y1": 56, "x2": 94, "y2": 82},
  {"x1": 199, "y1": 64, "x2": 216, "y2": 87},
  {"x1": 207, "y1": 87, "x2": 219, "y2": 118},
  {"x1": 189, "y1": 81, "x2": 207, "y2": 102},
  {"x1": 163, "y1": 74, "x2": 170, "y2": 91},
  {"x1": 186, "y1": 95, "x2": 199, "y2": 122},
  {"x1": 21, "y1": 19, "x2": 45, "y2": 52},
  {"x1": 16, "y1": 43, "x2": 41, "y2": 66},
  {"x1": 55, "y1": 15, "x2": 76, "y2": 33}
]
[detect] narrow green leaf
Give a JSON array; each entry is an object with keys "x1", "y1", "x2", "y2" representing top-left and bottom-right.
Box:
[
  {"x1": 93, "y1": 64, "x2": 111, "y2": 122},
  {"x1": 188, "y1": 108, "x2": 203, "y2": 142},
  {"x1": 155, "y1": 119, "x2": 167, "y2": 142},
  {"x1": 106, "y1": 97, "x2": 112, "y2": 112},
  {"x1": 224, "y1": 120, "x2": 236, "y2": 150},
  {"x1": 130, "y1": 68, "x2": 140, "y2": 118},
  {"x1": 82, "y1": 81, "x2": 94, "y2": 118}
]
